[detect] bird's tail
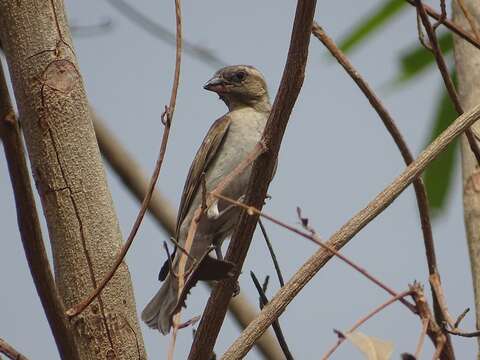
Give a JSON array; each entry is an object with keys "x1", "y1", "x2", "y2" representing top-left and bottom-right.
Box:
[{"x1": 141, "y1": 275, "x2": 177, "y2": 334}]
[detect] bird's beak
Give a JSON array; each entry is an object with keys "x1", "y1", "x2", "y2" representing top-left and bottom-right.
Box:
[{"x1": 203, "y1": 76, "x2": 227, "y2": 92}]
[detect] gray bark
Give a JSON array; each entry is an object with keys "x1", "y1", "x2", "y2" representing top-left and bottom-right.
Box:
[
  {"x1": 453, "y1": 1, "x2": 480, "y2": 357},
  {"x1": 0, "y1": 1, "x2": 146, "y2": 358}
]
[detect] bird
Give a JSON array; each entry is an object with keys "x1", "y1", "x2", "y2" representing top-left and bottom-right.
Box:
[{"x1": 141, "y1": 65, "x2": 272, "y2": 334}]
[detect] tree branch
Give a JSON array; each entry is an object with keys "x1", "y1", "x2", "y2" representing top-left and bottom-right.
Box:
[
  {"x1": 187, "y1": 1, "x2": 317, "y2": 359},
  {"x1": 67, "y1": 0, "x2": 182, "y2": 319},
  {"x1": 0, "y1": 337, "x2": 29, "y2": 360},
  {"x1": 0, "y1": 0, "x2": 146, "y2": 356},
  {"x1": 92, "y1": 115, "x2": 285, "y2": 359},
  {"x1": 404, "y1": 0, "x2": 480, "y2": 50},
  {"x1": 312, "y1": 22, "x2": 455, "y2": 359},
  {"x1": 251, "y1": 272, "x2": 293, "y2": 360},
  {"x1": 221, "y1": 103, "x2": 480, "y2": 360},
  {"x1": 321, "y1": 290, "x2": 413, "y2": 360},
  {"x1": 0, "y1": 61, "x2": 80, "y2": 360}
]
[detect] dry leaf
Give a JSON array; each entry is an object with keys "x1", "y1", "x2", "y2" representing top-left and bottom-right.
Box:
[{"x1": 345, "y1": 330, "x2": 394, "y2": 360}]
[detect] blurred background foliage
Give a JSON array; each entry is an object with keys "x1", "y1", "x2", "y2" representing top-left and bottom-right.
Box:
[{"x1": 336, "y1": 0, "x2": 457, "y2": 215}]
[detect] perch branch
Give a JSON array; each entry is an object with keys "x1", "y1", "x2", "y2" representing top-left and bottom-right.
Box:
[
  {"x1": 92, "y1": 116, "x2": 285, "y2": 359},
  {"x1": 221, "y1": 102, "x2": 480, "y2": 360},
  {"x1": 188, "y1": 1, "x2": 317, "y2": 359}
]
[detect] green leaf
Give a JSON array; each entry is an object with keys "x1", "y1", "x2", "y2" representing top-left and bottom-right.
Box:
[
  {"x1": 338, "y1": 0, "x2": 407, "y2": 53},
  {"x1": 423, "y1": 74, "x2": 458, "y2": 213},
  {"x1": 395, "y1": 32, "x2": 453, "y2": 84}
]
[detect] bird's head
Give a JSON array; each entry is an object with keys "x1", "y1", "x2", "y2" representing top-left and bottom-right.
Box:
[{"x1": 203, "y1": 65, "x2": 270, "y2": 112}]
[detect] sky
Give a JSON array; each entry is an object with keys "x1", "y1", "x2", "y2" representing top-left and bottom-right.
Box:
[{"x1": 1, "y1": 0, "x2": 478, "y2": 359}]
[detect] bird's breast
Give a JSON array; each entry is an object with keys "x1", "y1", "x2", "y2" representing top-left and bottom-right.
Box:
[{"x1": 207, "y1": 108, "x2": 268, "y2": 198}]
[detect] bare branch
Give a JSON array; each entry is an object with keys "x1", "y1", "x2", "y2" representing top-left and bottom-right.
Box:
[
  {"x1": 251, "y1": 272, "x2": 293, "y2": 360},
  {"x1": 415, "y1": 319, "x2": 429, "y2": 359},
  {"x1": 92, "y1": 116, "x2": 285, "y2": 359},
  {"x1": 312, "y1": 21, "x2": 455, "y2": 358},
  {"x1": 410, "y1": 283, "x2": 448, "y2": 359},
  {"x1": 416, "y1": 0, "x2": 480, "y2": 166},
  {"x1": 66, "y1": 0, "x2": 183, "y2": 318},
  {"x1": 66, "y1": 103, "x2": 172, "y2": 317},
  {"x1": 321, "y1": 290, "x2": 413, "y2": 360},
  {"x1": 214, "y1": 193, "x2": 416, "y2": 313},
  {"x1": 0, "y1": 337, "x2": 29, "y2": 360},
  {"x1": 188, "y1": 1, "x2": 317, "y2": 359},
  {"x1": 221, "y1": 102, "x2": 480, "y2": 360},
  {"x1": 258, "y1": 220, "x2": 285, "y2": 287},
  {"x1": 404, "y1": 0, "x2": 480, "y2": 50},
  {"x1": 0, "y1": 61, "x2": 80, "y2": 360},
  {"x1": 455, "y1": 0, "x2": 480, "y2": 41}
]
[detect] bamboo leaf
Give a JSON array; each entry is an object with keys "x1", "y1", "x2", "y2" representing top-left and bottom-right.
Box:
[
  {"x1": 338, "y1": 0, "x2": 406, "y2": 53},
  {"x1": 395, "y1": 32, "x2": 453, "y2": 84}
]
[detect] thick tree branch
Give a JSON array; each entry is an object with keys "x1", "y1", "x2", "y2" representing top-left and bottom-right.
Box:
[
  {"x1": 222, "y1": 103, "x2": 480, "y2": 360},
  {"x1": 452, "y1": 1, "x2": 480, "y2": 355},
  {"x1": 188, "y1": 1, "x2": 317, "y2": 359},
  {"x1": 0, "y1": 62, "x2": 80, "y2": 360},
  {"x1": 0, "y1": 0, "x2": 146, "y2": 357}
]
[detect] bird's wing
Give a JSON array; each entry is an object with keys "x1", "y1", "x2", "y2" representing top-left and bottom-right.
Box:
[{"x1": 175, "y1": 115, "x2": 231, "y2": 238}]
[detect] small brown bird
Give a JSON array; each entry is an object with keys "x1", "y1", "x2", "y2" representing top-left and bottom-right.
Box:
[{"x1": 141, "y1": 65, "x2": 272, "y2": 334}]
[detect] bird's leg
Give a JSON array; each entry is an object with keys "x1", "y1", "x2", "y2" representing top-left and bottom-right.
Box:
[{"x1": 214, "y1": 244, "x2": 223, "y2": 260}]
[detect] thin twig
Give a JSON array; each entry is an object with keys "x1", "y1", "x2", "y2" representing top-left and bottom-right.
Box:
[
  {"x1": 311, "y1": 23, "x2": 439, "y2": 277},
  {"x1": 455, "y1": 0, "x2": 480, "y2": 41},
  {"x1": 259, "y1": 219, "x2": 285, "y2": 287},
  {"x1": 404, "y1": 0, "x2": 480, "y2": 50},
  {"x1": 92, "y1": 115, "x2": 285, "y2": 359},
  {"x1": 66, "y1": 107, "x2": 172, "y2": 317},
  {"x1": 430, "y1": 273, "x2": 480, "y2": 338},
  {"x1": 312, "y1": 21, "x2": 454, "y2": 358},
  {"x1": 0, "y1": 337, "x2": 29, "y2": 360},
  {"x1": 65, "y1": 0, "x2": 183, "y2": 318},
  {"x1": 416, "y1": 0, "x2": 480, "y2": 166},
  {"x1": 415, "y1": 319, "x2": 429, "y2": 359},
  {"x1": 221, "y1": 103, "x2": 480, "y2": 360},
  {"x1": 0, "y1": 64, "x2": 80, "y2": 360},
  {"x1": 410, "y1": 283, "x2": 447, "y2": 360},
  {"x1": 214, "y1": 193, "x2": 416, "y2": 313},
  {"x1": 433, "y1": 0, "x2": 446, "y2": 29},
  {"x1": 188, "y1": 1, "x2": 318, "y2": 359},
  {"x1": 321, "y1": 290, "x2": 413, "y2": 360},
  {"x1": 251, "y1": 272, "x2": 294, "y2": 360},
  {"x1": 454, "y1": 308, "x2": 470, "y2": 328},
  {"x1": 160, "y1": 1, "x2": 183, "y2": 358}
]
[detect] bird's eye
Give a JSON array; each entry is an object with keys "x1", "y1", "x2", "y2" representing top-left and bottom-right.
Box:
[{"x1": 231, "y1": 71, "x2": 247, "y2": 82}]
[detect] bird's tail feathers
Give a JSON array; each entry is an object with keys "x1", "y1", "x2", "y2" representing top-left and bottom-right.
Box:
[{"x1": 141, "y1": 276, "x2": 177, "y2": 334}]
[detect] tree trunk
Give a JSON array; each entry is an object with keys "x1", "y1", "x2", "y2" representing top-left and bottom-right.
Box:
[
  {"x1": 0, "y1": 2, "x2": 146, "y2": 359},
  {"x1": 452, "y1": 1, "x2": 480, "y2": 357}
]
